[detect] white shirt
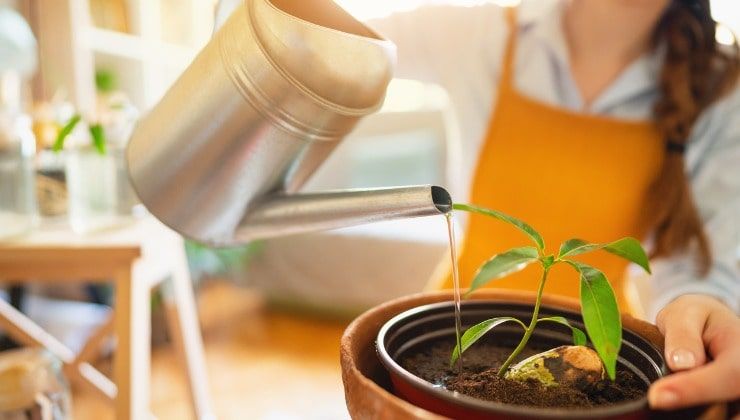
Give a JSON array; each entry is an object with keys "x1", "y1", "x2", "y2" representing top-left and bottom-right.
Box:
[{"x1": 368, "y1": 0, "x2": 740, "y2": 319}]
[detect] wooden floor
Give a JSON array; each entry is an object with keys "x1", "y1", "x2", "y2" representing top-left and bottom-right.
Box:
[{"x1": 72, "y1": 281, "x2": 352, "y2": 419}]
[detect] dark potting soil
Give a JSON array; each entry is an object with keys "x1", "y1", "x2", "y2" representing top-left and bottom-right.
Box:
[{"x1": 400, "y1": 339, "x2": 646, "y2": 409}]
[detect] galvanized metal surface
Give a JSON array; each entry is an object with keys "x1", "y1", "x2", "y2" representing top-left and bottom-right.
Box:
[{"x1": 127, "y1": 0, "x2": 450, "y2": 245}]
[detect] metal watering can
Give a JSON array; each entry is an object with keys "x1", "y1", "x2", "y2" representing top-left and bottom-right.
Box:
[{"x1": 126, "y1": 0, "x2": 451, "y2": 246}]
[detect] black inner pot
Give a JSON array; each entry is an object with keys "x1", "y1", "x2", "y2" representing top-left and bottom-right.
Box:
[{"x1": 377, "y1": 300, "x2": 691, "y2": 419}]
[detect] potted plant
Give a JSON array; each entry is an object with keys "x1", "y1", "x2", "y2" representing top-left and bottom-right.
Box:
[
  {"x1": 52, "y1": 72, "x2": 139, "y2": 233},
  {"x1": 340, "y1": 204, "x2": 714, "y2": 419},
  {"x1": 53, "y1": 113, "x2": 119, "y2": 234}
]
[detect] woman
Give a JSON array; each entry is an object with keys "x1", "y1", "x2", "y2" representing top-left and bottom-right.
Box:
[{"x1": 368, "y1": 0, "x2": 740, "y2": 411}]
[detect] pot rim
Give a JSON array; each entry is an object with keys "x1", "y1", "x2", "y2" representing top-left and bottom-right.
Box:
[{"x1": 377, "y1": 300, "x2": 656, "y2": 419}]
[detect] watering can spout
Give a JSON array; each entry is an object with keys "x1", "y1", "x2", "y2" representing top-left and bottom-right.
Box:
[
  {"x1": 126, "y1": 0, "x2": 451, "y2": 246},
  {"x1": 236, "y1": 186, "x2": 452, "y2": 243}
]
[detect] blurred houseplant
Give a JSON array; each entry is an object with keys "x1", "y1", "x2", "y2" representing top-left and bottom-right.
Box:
[
  {"x1": 53, "y1": 112, "x2": 119, "y2": 233},
  {"x1": 184, "y1": 240, "x2": 264, "y2": 285},
  {"x1": 52, "y1": 69, "x2": 138, "y2": 234}
]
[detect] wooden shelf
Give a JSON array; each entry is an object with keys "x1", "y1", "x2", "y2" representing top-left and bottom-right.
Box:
[
  {"x1": 88, "y1": 27, "x2": 196, "y2": 62},
  {"x1": 87, "y1": 27, "x2": 147, "y2": 60},
  {"x1": 35, "y1": 0, "x2": 213, "y2": 112}
]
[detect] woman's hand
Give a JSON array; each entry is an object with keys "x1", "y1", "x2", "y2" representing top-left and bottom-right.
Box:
[{"x1": 649, "y1": 294, "x2": 740, "y2": 410}]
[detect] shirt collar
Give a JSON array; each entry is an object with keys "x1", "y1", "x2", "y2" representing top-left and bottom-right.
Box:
[
  {"x1": 516, "y1": 0, "x2": 663, "y2": 112},
  {"x1": 518, "y1": 0, "x2": 562, "y2": 31},
  {"x1": 520, "y1": 0, "x2": 571, "y2": 78},
  {"x1": 591, "y1": 45, "x2": 664, "y2": 112}
]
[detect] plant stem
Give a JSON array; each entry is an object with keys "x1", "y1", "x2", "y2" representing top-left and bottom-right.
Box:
[{"x1": 497, "y1": 266, "x2": 550, "y2": 376}]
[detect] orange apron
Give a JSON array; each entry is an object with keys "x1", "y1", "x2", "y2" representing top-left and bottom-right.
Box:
[{"x1": 441, "y1": 8, "x2": 664, "y2": 314}]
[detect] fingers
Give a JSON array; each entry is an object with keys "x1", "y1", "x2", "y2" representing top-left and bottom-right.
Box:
[
  {"x1": 655, "y1": 298, "x2": 709, "y2": 371},
  {"x1": 649, "y1": 313, "x2": 740, "y2": 410},
  {"x1": 648, "y1": 349, "x2": 740, "y2": 409}
]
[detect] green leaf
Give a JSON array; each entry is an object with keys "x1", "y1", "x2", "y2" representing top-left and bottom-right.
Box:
[
  {"x1": 453, "y1": 203, "x2": 545, "y2": 252},
  {"x1": 467, "y1": 247, "x2": 539, "y2": 295},
  {"x1": 95, "y1": 69, "x2": 117, "y2": 93},
  {"x1": 557, "y1": 239, "x2": 593, "y2": 257},
  {"x1": 52, "y1": 114, "x2": 82, "y2": 152},
  {"x1": 89, "y1": 124, "x2": 107, "y2": 155},
  {"x1": 450, "y1": 317, "x2": 526, "y2": 366},
  {"x1": 558, "y1": 237, "x2": 650, "y2": 274},
  {"x1": 565, "y1": 261, "x2": 622, "y2": 380},
  {"x1": 603, "y1": 238, "x2": 651, "y2": 274},
  {"x1": 537, "y1": 316, "x2": 587, "y2": 346}
]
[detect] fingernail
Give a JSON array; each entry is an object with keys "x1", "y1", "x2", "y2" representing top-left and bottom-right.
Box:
[
  {"x1": 670, "y1": 349, "x2": 696, "y2": 370},
  {"x1": 650, "y1": 389, "x2": 679, "y2": 408}
]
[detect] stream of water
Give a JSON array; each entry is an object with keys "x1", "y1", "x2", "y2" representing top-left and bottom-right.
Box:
[{"x1": 445, "y1": 212, "x2": 463, "y2": 374}]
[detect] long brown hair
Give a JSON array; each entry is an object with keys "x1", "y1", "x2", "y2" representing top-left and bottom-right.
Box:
[{"x1": 650, "y1": 0, "x2": 739, "y2": 274}]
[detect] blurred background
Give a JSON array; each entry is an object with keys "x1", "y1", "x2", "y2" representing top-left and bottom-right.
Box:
[{"x1": 0, "y1": 0, "x2": 738, "y2": 419}]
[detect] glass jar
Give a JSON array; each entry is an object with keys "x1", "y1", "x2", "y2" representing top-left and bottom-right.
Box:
[
  {"x1": 0, "y1": 348, "x2": 71, "y2": 420},
  {"x1": 110, "y1": 144, "x2": 140, "y2": 216},
  {"x1": 65, "y1": 146, "x2": 119, "y2": 234},
  {"x1": 100, "y1": 92, "x2": 140, "y2": 217},
  {"x1": 0, "y1": 113, "x2": 38, "y2": 239}
]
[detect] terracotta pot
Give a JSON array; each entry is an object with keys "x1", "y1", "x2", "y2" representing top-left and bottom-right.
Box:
[{"x1": 340, "y1": 290, "x2": 723, "y2": 419}]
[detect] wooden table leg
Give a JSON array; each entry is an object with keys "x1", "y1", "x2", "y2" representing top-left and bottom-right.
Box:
[
  {"x1": 163, "y1": 259, "x2": 214, "y2": 420},
  {"x1": 113, "y1": 266, "x2": 150, "y2": 420}
]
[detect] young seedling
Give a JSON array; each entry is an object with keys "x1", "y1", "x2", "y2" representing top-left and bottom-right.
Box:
[{"x1": 449, "y1": 203, "x2": 651, "y2": 385}]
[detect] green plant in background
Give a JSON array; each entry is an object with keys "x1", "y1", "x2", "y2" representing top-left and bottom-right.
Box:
[
  {"x1": 52, "y1": 114, "x2": 107, "y2": 155},
  {"x1": 52, "y1": 69, "x2": 121, "y2": 155},
  {"x1": 184, "y1": 240, "x2": 265, "y2": 284},
  {"x1": 95, "y1": 69, "x2": 117, "y2": 93},
  {"x1": 449, "y1": 203, "x2": 651, "y2": 382}
]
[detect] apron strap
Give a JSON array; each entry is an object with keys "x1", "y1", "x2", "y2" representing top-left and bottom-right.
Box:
[{"x1": 500, "y1": 7, "x2": 518, "y2": 90}]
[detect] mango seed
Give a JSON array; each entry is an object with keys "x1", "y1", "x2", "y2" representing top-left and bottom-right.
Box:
[{"x1": 504, "y1": 345, "x2": 605, "y2": 390}]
